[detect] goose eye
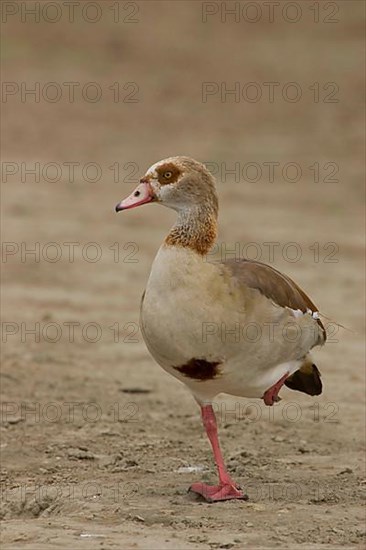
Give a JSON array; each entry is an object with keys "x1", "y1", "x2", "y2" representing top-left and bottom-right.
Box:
[{"x1": 163, "y1": 171, "x2": 172, "y2": 179}]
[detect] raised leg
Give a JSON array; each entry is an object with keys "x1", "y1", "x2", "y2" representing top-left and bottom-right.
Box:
[
  {"x1": 262, "y1": 372, "x2": 289, "y2": 406},
  {"x1": 189, "y1": 404, "x2": 247, "y2": 503}
]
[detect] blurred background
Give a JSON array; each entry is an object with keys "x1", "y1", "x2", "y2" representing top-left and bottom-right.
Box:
[{"x1": 1, "y1": 1, "x2": 365, "y2": 548}]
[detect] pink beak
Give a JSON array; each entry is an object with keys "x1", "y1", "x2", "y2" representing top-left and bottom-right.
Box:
[{"x1": 115, "y1": 181, "x2": 155, "y2": 212}]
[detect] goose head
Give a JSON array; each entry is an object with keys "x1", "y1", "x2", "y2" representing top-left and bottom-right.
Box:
[{"x1": 115, "y1": 156, "x2": 218, "y2": 216}]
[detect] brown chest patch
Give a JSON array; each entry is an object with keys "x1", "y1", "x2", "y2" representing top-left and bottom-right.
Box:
[
  {"x1": 173, "y1": 358, "x2": 222, "y2": 381},
  {"x1": 156, "y1": 163, "x2": 182, "y2": 186}
]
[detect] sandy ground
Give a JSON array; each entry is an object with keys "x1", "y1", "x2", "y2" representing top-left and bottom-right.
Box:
[{"x1": 1, "y1": 2, "x2": 365, "y2": 549}]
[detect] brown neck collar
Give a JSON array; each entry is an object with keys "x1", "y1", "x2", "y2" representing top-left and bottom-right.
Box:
[{"x1": 164, "y1": 204, "x2": 218, "y2": 256}]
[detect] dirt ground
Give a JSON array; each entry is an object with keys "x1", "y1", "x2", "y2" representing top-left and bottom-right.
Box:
[{"x1": 1, "y1": 2, "x2": 365, "y2": 549}]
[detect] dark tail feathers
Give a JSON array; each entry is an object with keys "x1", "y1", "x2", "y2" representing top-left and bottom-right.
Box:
[{"x1": 284, "y1": 362, "x2": 322, "y2": 396}]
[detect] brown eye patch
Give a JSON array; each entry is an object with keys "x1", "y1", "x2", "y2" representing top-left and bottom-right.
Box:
[{"x1": 156, "y1": 163, "x2": 182, "y2": 186}]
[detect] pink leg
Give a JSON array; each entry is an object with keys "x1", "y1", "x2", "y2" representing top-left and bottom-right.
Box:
[
  {"x1": 189, "y1": 405, "x2": 248, "y2": 503},
  {"x1": 262, "y1": 372, "x2": 289, "y2": 406}
]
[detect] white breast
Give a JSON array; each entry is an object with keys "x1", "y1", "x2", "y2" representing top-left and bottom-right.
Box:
[{"x1": 140, "y1": 246, "x2": 222, "y2": 363}]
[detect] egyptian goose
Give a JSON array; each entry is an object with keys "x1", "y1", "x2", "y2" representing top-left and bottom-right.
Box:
[{"x1": 115, "y1": 156, "x2": 326, "y2": 503}]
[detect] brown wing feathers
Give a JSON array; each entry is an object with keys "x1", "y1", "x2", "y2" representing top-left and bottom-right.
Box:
[
  {"x1": 222, "y1": 259, "x2": 326, "y2": 342},
  {"x1": 221, "y1": 259, "x2": 325, "y2": 397}
]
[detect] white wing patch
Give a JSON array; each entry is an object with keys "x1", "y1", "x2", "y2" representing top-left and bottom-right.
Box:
[{"x1": 290, "y1": 308, "x2": 320, "y2": 319}]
